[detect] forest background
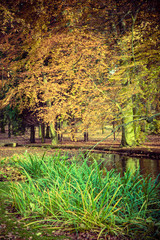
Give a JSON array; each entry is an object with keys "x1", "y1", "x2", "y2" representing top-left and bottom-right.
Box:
[{"x1": 0, "y1": 0, "x2": 160, "y2": 147}]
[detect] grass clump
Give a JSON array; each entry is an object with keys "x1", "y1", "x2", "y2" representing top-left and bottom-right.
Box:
[{"x1": 3, "y1": 152, "x2": 160, "y2": 239}]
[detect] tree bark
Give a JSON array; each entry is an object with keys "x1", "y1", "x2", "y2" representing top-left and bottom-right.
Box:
[
  {"x1": 50, "y1": 123, "x2": 58, "y2": 145},
  {"x1": 121, "y1": 100, "x2": 136, "y2": 147},
  {"x1": 30, "y1": 125, "x2": 35, "y2": 143},
  {"x1": 0, "y1": 120, "x2": 5, "y2": 133},
  {"x1": 55, "y1": 117, "x2": 63, "y2": 142},
  {"x1": 41, "y1": 123, "x2": 45, "y2": 143},
  {"x1": 45, "y1": 125, "x2": 50, "y2": 138},
  {"x1": 0, "y1": 110, "x2": 5, "y2": 133},
  {"x1": 84, "y1": 131, "x2": 89, "y2": 142}
]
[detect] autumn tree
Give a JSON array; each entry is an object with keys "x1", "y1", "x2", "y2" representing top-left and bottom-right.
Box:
[
  {"x1": 0, "y1": 0, "x2": 159, "y2": 146},
  {"x1": 88, "y1": 0, "x2": 160, "y2": 146},
  {"x1": 113, "y1": 0, "x2": 160, "y2": 146}
]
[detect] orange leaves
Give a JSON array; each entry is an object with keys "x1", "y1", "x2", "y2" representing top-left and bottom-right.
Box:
[
  {"x1": 1, "y1": 0, "x2": 159, "y2": 136},
  {"x1": 29, "y1": 29, "x2": 111, "y2": 125},
  {"x1": 10, "y1": 27, "x2": 116, "y2": 128}
]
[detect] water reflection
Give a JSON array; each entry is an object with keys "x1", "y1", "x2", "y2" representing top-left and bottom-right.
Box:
[{"x1": 88, "y1": 153, "x2": 160, "y2": 181}]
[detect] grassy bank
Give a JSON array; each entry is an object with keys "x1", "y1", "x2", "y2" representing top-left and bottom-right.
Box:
[{"x1": 0, "y1": 152, "x2": 160, "y2": 239}]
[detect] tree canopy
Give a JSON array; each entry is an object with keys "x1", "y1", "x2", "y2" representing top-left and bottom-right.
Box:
[{"x1": 0, "y1": 0, "x2": 159, "y2": 145}]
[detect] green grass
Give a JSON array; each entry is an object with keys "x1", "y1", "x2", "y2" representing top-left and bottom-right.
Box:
[
  {"x1": 0, "y1": 182, "x2": 73, "y2": 239},
  {"x1": 1, "y1": 151, "x2": 160, "y2": 239}
]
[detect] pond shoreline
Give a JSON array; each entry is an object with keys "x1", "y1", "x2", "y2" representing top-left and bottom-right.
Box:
[
  {"x1": 0, "y1": 134, "x2": 160, "y2": 159},
  {"x1": 23, "y1": 143, "x2": 160, "y2": 159},
  {"x1": 0, "y1": 142, "x2": 160, "y2": 159}
]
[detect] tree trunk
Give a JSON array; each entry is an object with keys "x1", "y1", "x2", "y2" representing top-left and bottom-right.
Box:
[
  {"x1": 84, "y1": 131, "x2": 89, "y2": 142},
  {"x1": 39, "y1": 125, "x2": 42, "y2": 137},
  {"x1": 30, "y1": 125, "x2": 35, "y2": 143},
  {"x1": 45, "y1": 125, "x2": 50, "y2": 138},
  {"x1": 50, "y1": 123, "x2": 58, "y2": 145},
  {"x1": 41, "y1": 123, "x2": 45, "y2": 143},
  {"x1": 133, "y1": 103, "x2": 142, "y2": 144},
  {"x1": 55, "y1": 117, "x2": 63, "y2": 142},
  {"x1": 0, "y1": 110, "x2": 5, "y2": 133},
  {"x1": 121, "y1": 100, "x2": 136, "y2": 147},
  {"x1": 38, "y1": 123, "x2": 45, "y2": 143},
  {"x1": 0, "y1": 121, "x2": 5, "y2": 133}
]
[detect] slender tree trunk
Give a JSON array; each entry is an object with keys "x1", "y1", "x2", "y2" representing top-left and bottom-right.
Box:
[
  {"x1": 84, "y1": 131, "x2": 89, "y2": 142},
  {"x1": 55, "y1": 117, "x2": 63, "y2": 142},
  {"x1": 70, "y1": 117, "x2": 76, "y2": 142},
  {"x1": 39, "y1": 125, "x2": 41, "y2": 137},
  {"x1": 0, "y1": 121, "x2": 5, "y2": 133},
  {"x1": 30, "y1": 125, "x2": 35, "y2": 143},
  {"x1": 41, "y1": 123, "x2": 45, "y2": 143},
  {"x1": 45, "y1": 125, "x2": 50, "y2": 138},
  {"x1": 0, "y1": 110, "x2": 5, "y2": 133},
  {"x1": 50, "y1": 123, "x2": 58, "y2": 145}
]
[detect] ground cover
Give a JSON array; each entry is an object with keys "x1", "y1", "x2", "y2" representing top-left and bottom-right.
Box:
[
  {"x1": 0, "y1": 151, "x2": 160, "y2": 239},
  {"x1": 0, "y1": 182, "x2": 65, "y2": 240}
]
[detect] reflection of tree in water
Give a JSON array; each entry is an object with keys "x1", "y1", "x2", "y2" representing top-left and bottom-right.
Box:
[
  {"x1": 126, "y1": 158, "x2": 140, "y2": 174},
  {"x1": 88, "y1": 153, "x2": 160, "y2": 182},
  {"x1": 119, "y1": 156, "x2": 160, "y2": 182},
  {"x1": 140, "y1": 158, "x2": 160, "y2": 182},
  {"x1": 115, "y1": 156, "x2": 140, "y2": 176}
]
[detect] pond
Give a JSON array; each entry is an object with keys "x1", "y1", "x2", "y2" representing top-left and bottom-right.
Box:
[{"x1": 88, "y1": 152, "x2": 160, "y2": 182}]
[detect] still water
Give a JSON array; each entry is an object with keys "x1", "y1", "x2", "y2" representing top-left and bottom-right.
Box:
[{"x1": 88, "y1": 152, "x2": 160, "y2": 181}]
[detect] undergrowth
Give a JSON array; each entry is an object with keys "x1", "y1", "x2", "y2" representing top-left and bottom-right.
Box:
[{"x1": 2, "y1": 151, "x2": 160, "y2": 239}]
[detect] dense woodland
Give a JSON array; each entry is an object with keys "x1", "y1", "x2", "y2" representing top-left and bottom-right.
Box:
[{"x1": 0, "y1": 0, "x2": 160, "y2": 146}]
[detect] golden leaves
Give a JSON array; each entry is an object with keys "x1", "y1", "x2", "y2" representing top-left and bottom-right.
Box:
[{"x1": 1, "y1": 0, "x2": 159, "y2": 134}]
